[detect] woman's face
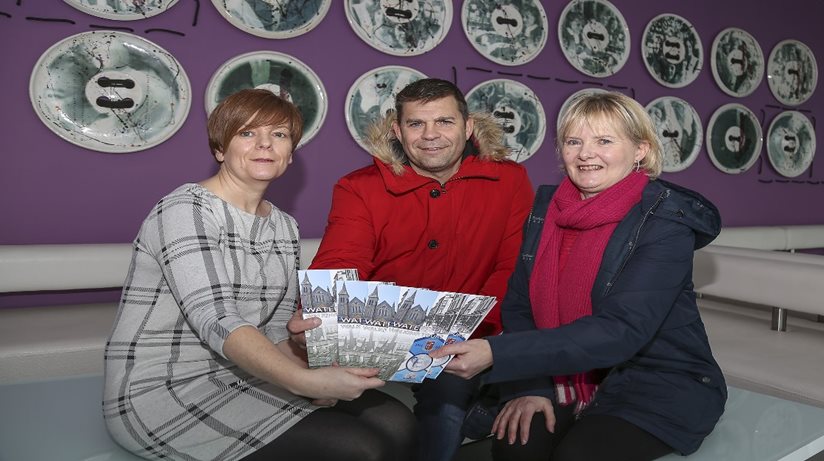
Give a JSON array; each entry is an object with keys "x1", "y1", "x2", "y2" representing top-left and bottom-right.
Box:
[
  {"x1": 561, "y1": 117, "x2": 648, "y2": 199},
  {"x1": 216, "y1": 120, "x2": 294, "y2": 186}
]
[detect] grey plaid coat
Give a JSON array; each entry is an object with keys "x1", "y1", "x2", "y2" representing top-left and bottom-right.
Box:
[{"x1": 103, "y1": 184, "x2": 315, "y2": 460}]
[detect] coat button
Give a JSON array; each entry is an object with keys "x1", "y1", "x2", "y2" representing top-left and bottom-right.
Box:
[
  {"x1": 427, "y1": 239, "x2": 439, "y2": 249},
  {"x1": 701, "y1": 376, "x2": 711, "y2": 384},
  {"x1": 430, "y1": 189, "x2": 441, "y2": 198}
]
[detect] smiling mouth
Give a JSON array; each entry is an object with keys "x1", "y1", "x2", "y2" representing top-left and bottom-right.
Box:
[{"x1": 578, "y1": 165, "x2": 602, "y2": 171}]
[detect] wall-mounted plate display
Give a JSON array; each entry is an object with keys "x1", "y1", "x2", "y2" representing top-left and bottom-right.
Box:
[
  {"x1": 461, "y1": 0, "x2": 548, "y2": 66},
  {"x1": 710, "y1": 28, "x2": 764, "y2": 98},
  {"x1": 645, "y1": 96, "x2": 703, "y2": 173},
  {"x1": 205, "y1": 51, "x2": 327, "y2": 147},
  {"x1": 767, "y1": 40, "x2": 817, "y2": 106},
  {"x1": 465, "y1": 79, "x2": 545, "y2": 163},
  {"x1": 345, "y1": 66, "x2": 427, "y2": 151},
  {"x1": 211, "y1": 0, "x2": 331, "y2": 39},
  {"x1": 345, "y1": 0, "x2": 452, "y2": 56},
  {"x1": 64, "y1": 0, "x2": 178, "y2": 20},
  {"x1": 641, "y1": 14, "x2": 702, "y2": 88},
  {"x1": 706, "y1": 103, "x2": 762, "y2": 174},
  {"x1": 557, "y1": 0, "x2": 630, "y2": 78},
  {"x1": 766, "y1": 111, "x2": 815, "y2": 178},
  {"x1": 29, "y1": 31, "x2": 191, "y2": 153},
  {"x1": 557, "y1": 87, "x2": 609, "y2": 129}
]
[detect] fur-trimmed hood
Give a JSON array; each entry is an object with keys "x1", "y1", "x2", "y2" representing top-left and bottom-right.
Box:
[{"x1": 364, "y1": 111, "x2": 510, "y2": 175}]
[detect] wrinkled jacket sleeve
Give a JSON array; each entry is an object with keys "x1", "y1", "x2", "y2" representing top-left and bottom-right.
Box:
[
  {"x1": 486, "y1": 221, "x2": 695, "y2": 383},
  {"x1": 489, "y1": 196, "x2": 554, "y2": 402},
  {"x1": 309, "y1": 176, "x2": 377, "y2": 278},
  {"x1": 473, "y1": 167, "x2": 534, "y2": 338}
]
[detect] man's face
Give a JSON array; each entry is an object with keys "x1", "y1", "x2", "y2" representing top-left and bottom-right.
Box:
[{"x1": 392, "y1": 96, "x2": 474, "y2": 183}]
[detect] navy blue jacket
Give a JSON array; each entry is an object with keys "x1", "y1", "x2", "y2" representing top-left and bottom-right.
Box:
[{"x1": 485, "y1": 179, "x2": 727, "y2": 455}]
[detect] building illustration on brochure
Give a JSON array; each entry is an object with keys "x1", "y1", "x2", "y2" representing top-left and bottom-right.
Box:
[
  {"x1": 298, "y1": 269, "x2": 359, "y2": 368},
  {"x1": 300, "y1": 270, "x2": 496, "y2": 382}
]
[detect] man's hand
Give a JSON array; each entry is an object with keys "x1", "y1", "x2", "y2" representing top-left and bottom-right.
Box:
[{"x1": 287, "y1": 309, "x2": 321, "y2": 349}]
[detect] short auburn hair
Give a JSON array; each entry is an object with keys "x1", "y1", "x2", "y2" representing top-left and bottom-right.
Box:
[{"x1": 207, "y1": 88, "x2": 303, "y2": 160}]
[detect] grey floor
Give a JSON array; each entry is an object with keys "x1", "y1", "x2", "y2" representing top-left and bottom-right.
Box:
[{"x1": 453, "y1": 439, "x2": 824, "y2": 461}]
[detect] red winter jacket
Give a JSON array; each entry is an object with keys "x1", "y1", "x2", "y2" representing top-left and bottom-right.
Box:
[{"x1": 310, "y1": 113, "x2": 534, "y2": 337}]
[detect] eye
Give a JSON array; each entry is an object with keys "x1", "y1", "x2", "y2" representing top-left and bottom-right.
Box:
[
  {"x1": 597, "y1": 138, "x2": 613, "y2": 145},
  {"x1": 436, "y1": 119, "x2": 455, "y2": 126},
  {"x1": 564, "y1": 139, "x2": 581, "y2": 147},
  {"x1": 238, "y1": 130, "x2": 254, "y2": 137},
  {"x1": 407, "y1": 121, "x2": 423, "y2": 128},
  {"x1": 273, "y1": 131, "x2": 289, "y2": 138}
]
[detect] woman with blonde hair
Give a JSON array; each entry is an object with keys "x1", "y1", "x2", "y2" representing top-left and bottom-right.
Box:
[{"x1": 434, "y1": 91, "x2": 726, "y2": 461}]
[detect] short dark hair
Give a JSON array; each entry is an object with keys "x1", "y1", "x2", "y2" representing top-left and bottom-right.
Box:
[
  {"x1": 207, "y1": 88, "x2": 303, "y2": 161},
  {"x1": 394, "y1": 78, "x2": 469, "y2": 121}
]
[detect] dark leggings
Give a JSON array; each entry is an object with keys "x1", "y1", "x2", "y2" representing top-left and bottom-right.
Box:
[
  {"x1": 241, "y1": 390, "x2": 416, "y2": 461},
  {"x1": 492, "y1": 404, "x2": 674, "y2": 461}
]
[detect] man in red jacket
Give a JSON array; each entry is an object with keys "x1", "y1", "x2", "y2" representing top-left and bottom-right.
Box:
[{"x1": 291, "y1": 78, "x2": 534, "y2": 461}]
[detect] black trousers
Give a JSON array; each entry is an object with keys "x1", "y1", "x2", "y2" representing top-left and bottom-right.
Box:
[
  {"x1": 242, "y1": 389, "x2": 416, "y2": 461},
  {"x1": 492, "y1": 403, "x2": 674, "y2": 461}
]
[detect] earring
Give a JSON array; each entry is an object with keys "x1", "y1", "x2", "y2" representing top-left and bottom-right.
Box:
[{"x1": 634, "y1": 160, "x2": 641, "y2": 172}]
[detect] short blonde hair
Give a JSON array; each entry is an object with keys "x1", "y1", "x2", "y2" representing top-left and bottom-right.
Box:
[{"x1": 556, "y1": 91, "x2": 663, "y2": 179}]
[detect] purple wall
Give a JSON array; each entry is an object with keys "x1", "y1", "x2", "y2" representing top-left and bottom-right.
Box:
[{"x1": 1, "y1": 0, "x2": 822, "y2": 249}]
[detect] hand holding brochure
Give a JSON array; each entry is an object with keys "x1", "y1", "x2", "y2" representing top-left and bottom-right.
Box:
[{"x1": 298, "y1": 270, "x2": 496, "y2": 381}]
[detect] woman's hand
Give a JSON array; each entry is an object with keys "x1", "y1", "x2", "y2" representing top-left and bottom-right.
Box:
[
  {"x1": 300, "y1": 366, "x2": 385, "y2": 401},
  {"x1": 430, "y1": 339, "x2": 493, "y2": 379},
  {"x1": 286, "y1": 309, "x2": 321, "y2": 349},
  {"x1": 492, "y1": 396, "x2": 556, "y2": 446}
]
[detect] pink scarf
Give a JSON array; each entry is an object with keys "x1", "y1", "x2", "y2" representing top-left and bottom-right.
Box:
[{"x1": 529, "y1": 172, "x2": 648, "y2": 412}]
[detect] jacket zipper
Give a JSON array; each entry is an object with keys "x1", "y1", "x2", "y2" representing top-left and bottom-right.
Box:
[{"x1": 602, "y1": 189, "x2": 670, "y2": 297}]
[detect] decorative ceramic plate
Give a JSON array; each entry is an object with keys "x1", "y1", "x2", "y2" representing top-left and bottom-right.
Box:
[
  {"x1": 461, "y1": 0, "x2": 548, "y2": 66},
  {"x1": 345, "y1": 0, "x2": 452, "y2": 56},
  {"x1": 205, "y1": 51, "x2": 327, "y2": 147},
  {"x1": 645, "y1": 96, "x2": 703, "y2": 172},
  {"x1": 29, "y1": 31, "x2": 191, "y2": 153},
  {"x1": 710, "y1": 28, "x2": 764, "y2": 98},
  {"x1": 63, "y1": 0, "x2": 178, "y2": 20},
  {"x1": 345, "y1": 66, "x2": 427, "y2": 150},
  {"x1": 557, "y1": 0, "x2": 630, "y2": 78},
  {"x1": 465, "y1": 79, "x2": 546, "y2": 163},
  {"x1": 557, "y1": 87, "x2": 609, "y2": 129},
  {"x1": 211, "y1": 0, "x2": 331, "y2": 39},
  {"x1": 767, "y1": 40, "x2": 818, "y2": 106},
  {"x1": 766, "y1": 111, "x2": 815, "y2": 177},
  {"x1": 706, "y1": 103, "x2": 762, "y2": 174},
  {"x1": 641, "y1": 14, "x2": 702, "y2": 88}
]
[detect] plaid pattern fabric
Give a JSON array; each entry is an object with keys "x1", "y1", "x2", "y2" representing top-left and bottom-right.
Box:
[{"x1": 103, "y1": 184, "x2": 313, "y2": 460}]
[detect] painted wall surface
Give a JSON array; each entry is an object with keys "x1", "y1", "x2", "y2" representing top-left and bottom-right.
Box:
[{"x1": 1, "y1": 0, "x2": 822, "y2": 251}]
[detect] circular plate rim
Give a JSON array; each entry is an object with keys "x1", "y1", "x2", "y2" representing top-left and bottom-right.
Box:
[
  {"x1": 62, "y1": 0, "x2": 179, "y2": 20},
  {"x1": 766, "y1": 39, "x2": 818, "y2": 106},
  {"x1": 556, "y1": 0, "x2": 631, "y2": 78},
  {"x1": 29, "y1": 30, "x2": 192, "y2": 154},
  {"x1": 766, "y1": 110, "x2": 816, "y2": 178},
  {"x1": 344, "y1": 0, "x2": 453, "y2": 57},
  {"x1": 344, "y1": 65, "x2": 428, "y2": 151},
  {"x1": 641, "y1": 13, "x2": 703, "y2": 89},
  {"x1": 645, "y1": 95, "x2": 703, "y2": 173},
  {"x1": 709, "y1": 27, "x2": 764, "y2": 98},
  {"x1": 465, "y1": 78, "x2": 546, "y2": 163},
  {"x1": 705, "y1": 102, "x2": 763, "y2": 174},
  {"x1": 204, "y1": 50, "x2": 328, "y2": 147},
  {"x1": 210, "y1": 0, "x2": 332, "y2": 39},
  {"x1": 460, "y1": 0, "x2": 549, "y2": 67}
]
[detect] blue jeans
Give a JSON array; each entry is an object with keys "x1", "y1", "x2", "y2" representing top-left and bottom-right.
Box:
[{"x1": 412, "y1": 373, "x2": 481, "y2": 461}]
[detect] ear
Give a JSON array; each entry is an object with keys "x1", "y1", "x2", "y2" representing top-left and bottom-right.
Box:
[
  {"x1": 635, "y1": 141, "x2": 650, "y2": 162},
  {"x1": 214, "y1": 150, "x2": 225, "y2": 163},
  {"x1": 391, "y1": 120, "x2": 402, "y2": 141},
  {"x1": 465, "y1": 116, "x2": 475, "y2": 139}
]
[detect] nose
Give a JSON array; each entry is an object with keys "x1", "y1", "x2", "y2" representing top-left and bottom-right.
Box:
[
  {"x1": 421, "y1": 122, "x2": 440, "y2": 140},
  {"x1": 257, "y1": 135, "x2": 272, "y2": 149},
  {"x1": 578, "y1": 147, "x2": 594, "y2": 160}
]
